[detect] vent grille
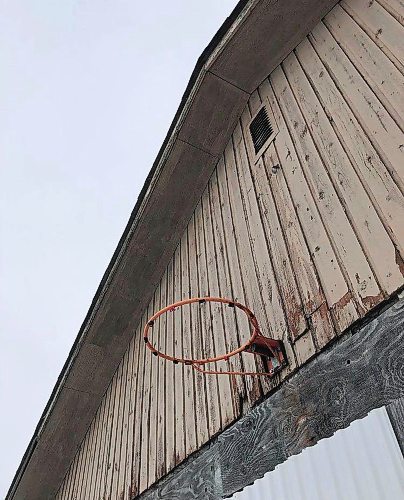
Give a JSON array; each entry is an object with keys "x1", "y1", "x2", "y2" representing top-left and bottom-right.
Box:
[{"x1": 249, "y1": 106, "x2": 274, "y2": 154}]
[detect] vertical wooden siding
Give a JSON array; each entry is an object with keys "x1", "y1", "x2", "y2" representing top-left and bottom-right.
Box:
[{"x1": 57, "y1": 0, "x2": 404, "y2": 497}]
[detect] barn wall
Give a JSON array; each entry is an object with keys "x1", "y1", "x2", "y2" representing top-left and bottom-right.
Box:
[{"x1": 57, "y1": 0, "x2": 404, "y2": 498}]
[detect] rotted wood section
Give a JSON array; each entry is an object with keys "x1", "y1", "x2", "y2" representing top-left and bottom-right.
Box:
[{"x1": 56, "y1": 0, "x2": 404, "y2": 497}]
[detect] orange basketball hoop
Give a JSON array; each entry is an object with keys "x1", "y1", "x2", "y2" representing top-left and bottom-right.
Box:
[{"x1": 143, "y1": 297, "x2": 287, "y2": 376}]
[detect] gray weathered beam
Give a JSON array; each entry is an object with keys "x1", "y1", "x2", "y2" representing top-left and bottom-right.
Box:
[{"x1": 387, "y1": 397, "x2": 404, "y2": 456}]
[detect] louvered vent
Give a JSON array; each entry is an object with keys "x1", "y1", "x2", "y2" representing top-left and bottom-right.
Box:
[{"x1": 249, "y1": 106, "x2": 274, "y2": 154}]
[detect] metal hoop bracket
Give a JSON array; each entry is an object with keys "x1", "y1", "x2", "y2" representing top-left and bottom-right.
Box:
[{"x1": 143, "y1": 297, "x2": 288, "y2": 377}]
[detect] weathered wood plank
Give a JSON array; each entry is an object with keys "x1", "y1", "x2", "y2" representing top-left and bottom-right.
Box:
[
  {"x1": 71, "y1": 447, "x2": 84, "y2": 500},
  {"x1": 272, "y1": 64, "x2": 382, "y2": 313},
  {"x1": 202, "y1": 192, "x2": 236, "y2": 427},
  {"x1": 295, "y1": 37, "x2": 404, "y2": 258},
  {"x1": 105, "y1": 358, "x2": 125, "y2": 497},
  {"x1": 74, "y1": 425, "x2": 88, "y2": 499},
  {"x1": 131, "y1": 313, "x2": 148, "y2": 498},
  {"x1": 139, "y1": 294, "x2": 404, "y2": 500},
  {"x1": 293, "y1": 330, "x2": 316, "y2": 364},
  {"x1": 147, "y1": 287, "x2": 161, "y2": 488},
  {"x1": 180, "y1": 230, "x2": 198, "y2": 455},
  {"x1": 110, "y1": 348, "x2": 130, "y2": 499},
  {"x1": 377, "y1": 0, "x2": 404, "y2": 26},
  {"x1": 245, "y1": 93, "x2": 308, "y2": 340},
  {"x1": 386, "y1": 396, "x2": 404, "y2": 455},
  {"x1": 98, "y1": 369, "x2": 119, "y2": 499},
  {"x1": 90, "y1": 403, "x2": 105, "y2": 500},
  {"x1": 93, "y1": 380, "x2": 112, "y2": 500},
  {"x1": 62, "y1": 450, "x2": 78, "y2": 500},
  {"x1": 216, "y1": 155, "x2": 261, "y2": 408},
  {"x1": 267, "y1": 69, "x2": 358, "y2": 331},
  {"x1": 187, "y1": 213, "x2": 210, "y2": 446},
  {"x1": 58, "y1": 451, "x2": 73, "y2": 499},
  {"x1": 81, "y1": 412, "x2": 97, "y2": 500},
  {"x1": 209, "y1": 168, "x2": 245, "y2": 414},
  {"x1": 283, "y1": 50, "x2": 403, "y2": 296},
  {"x1": 115, "y1": 333, "x2": 136, "y2": 500},
  {"x1": 309, "y1": 22, "x2": 404, "y2": 193},
  {"x1": 325, "y1": 5, "x2": 404, "y2": 130},
  {"x1": 76, "y1": 415, "x2": 92, "y2": 500},
  {"x1": 172, "y1": 245, "x2": 186, "y2": 466},
  {"x1": 164, "y1": 259, "x2": 176, "y2": 473},
  {"x1": 259, "y1": 79, "x2": 335, "y2": 350},
  {"x1": 194, "y1": 200, "x2": 224, "y2": 433},
  {"x1": 139, "y1": 298, "x2": 154, "y2": 494},
  {"x1": 156, "y1": 270, "x2": 167, "y2": 479},
  {"x1": 342, "y1": 0, "x2": 404, "y2": 72},
  {"x1": 88, "y1": 394, "x2": 105, "y2": 500},
  {"x1": 55, "y1": 471, "x2": 67, "y2": 500}
]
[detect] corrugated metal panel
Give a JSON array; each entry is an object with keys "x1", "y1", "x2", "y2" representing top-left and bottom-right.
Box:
[
  {"x1": 232, "y1": 407, "x2": 404, "y2": 500},
  {"x1": 56, "y1": 0, "x2": 404, "y2": 496}
]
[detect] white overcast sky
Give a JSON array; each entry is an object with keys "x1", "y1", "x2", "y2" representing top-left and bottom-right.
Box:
[{"x1": 0, "y1": 1, "x2": 237, "y2": 495}]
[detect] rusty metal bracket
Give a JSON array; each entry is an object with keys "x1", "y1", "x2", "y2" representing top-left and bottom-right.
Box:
[{"x1": 245, "y1": 333, "x2": 288, "y2": 374}]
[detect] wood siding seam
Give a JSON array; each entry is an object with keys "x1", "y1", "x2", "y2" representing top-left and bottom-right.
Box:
[
  {"x1": 205, "y1": 185, "x2": 239, "y2": 417},
  {"x1": 148, "y1": 287, "x2": 160, "y2": 487},
  {"x1": 187, "y1": 221, "x2": 206, "y2": 447}
]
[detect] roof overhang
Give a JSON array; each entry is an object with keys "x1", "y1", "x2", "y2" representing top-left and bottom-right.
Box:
[{"x1": 8, "y1": 1, "x2": 339, "y2": 498}]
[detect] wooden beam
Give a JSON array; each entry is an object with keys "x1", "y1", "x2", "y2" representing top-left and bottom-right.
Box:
[
  {"x1": 138, "y1": 294, "x2": 404, "y2": 499},
  {"x1": 387, "y1": 397, "x2": 404, "y2": 456}
]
